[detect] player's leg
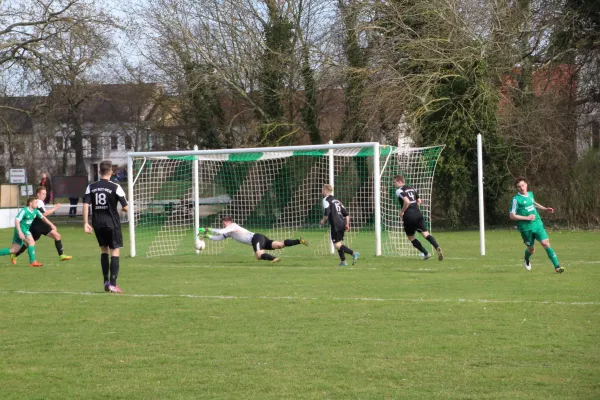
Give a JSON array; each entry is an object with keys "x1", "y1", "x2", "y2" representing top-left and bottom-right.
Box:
[
  {"x1": 13, "y1": 227, "x2": 40, "y2": 260},
  {"x1": 94, "y1": 228, "x2": 111, "y2": 291},
  {"x1": 13, "y1": 244, "x2": 27, "y2": 259},
  {"x1": 520, "y1": 230, "x2": 535, "y2": 270},
  {"x1": 252, "y1": 234, "x2": 278, "y2": 262},
  {"x1": 2, "y1": 231, "x2": 20, "y2": 259},
  {"x1": 420, "y1": 226, "x2": 443, "y2": 261},
  {"x1": 0, "y1": 237, "x2": 20, "y2": 257},
  {"x1": 537, "y1": 229, "x2": 562, "y2": 272},
  {"x1": 101, "y1": 247, "x2": 111, "y2": 291},
  {"x1": 405, "y1": 216, "x2": 429, "y2": 259},
  {"x1": 107, "y1": 229, "x2": 124, "y2": 292},
  {"x1": 273, "y1": 238, "x2": 309, "y2": 248},
  {"x1": 25, "y1": 235, "x2": 42, "y2": 266},
  {"x1": 333, "y1": 229, "x2": 357, "y2": 265},
  {"x1": 47, "y1": 230, "x2": 72, "y2": 260}
]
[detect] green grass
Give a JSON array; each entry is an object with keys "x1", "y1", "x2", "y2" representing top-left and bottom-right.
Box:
[{"x1": 0, "y1": 226, "x2": 599, "y2": 399}]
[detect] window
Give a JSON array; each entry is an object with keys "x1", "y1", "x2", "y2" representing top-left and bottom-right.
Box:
[
  {"x1": 0, "y1": 165, "x2": 5, "y2": 181},
  {"x1": 69, "y1": 137, "x2": 76, "y2": 149},
  {"x1": 0, "y1": 143, "x2": 4, "y2": 153},
  {"x1": 90, "y1": 136, "x2": 98, "y2": 158},
  {"x1": 111, "y1": 136, "x2": 118, "y2": 150},
  {"x1": 56, "y1": 137, "x2": 64, "y2": 151},
  {"x1": 40, "y1": 137, "x2": 48, "y2": 151},
  {"x1": 124, "y1": 135, "x2": 132, "y2": 150}
]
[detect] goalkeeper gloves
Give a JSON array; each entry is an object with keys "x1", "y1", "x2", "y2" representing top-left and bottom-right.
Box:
[{"x1": 197, "y1": 227, "x2": 211, "y2": 238}]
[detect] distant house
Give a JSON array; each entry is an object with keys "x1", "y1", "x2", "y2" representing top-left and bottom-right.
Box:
[
  {"x1": 0, "y1": 83, "x2": 406, "y2": 185},
  {"x1": 0, "y1": 83, "x2": 162, "y2": 183}
]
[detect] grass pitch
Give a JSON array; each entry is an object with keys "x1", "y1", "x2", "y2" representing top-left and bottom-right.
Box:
[{"x1": 0, "y1": 226, "x2": 598, "y2": 399}]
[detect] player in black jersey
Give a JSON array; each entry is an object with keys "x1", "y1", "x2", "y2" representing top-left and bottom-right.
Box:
[
  {"x1": 11, "y1": 186, "x2": 73, "y2": 264},
  {"x1": 393, "y1": 175, "x2": 443, "y2": 260},
  {"x1": 320, "y1": 184, "x2": 359, "y2": 266},
  {"x1": 83, "y1": 161, "x2": 129, "y2": 293}
]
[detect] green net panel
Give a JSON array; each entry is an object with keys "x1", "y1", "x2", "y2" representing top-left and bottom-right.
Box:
[{"x1": 130, "y1": 145, "x2": 443, "y2": 257}]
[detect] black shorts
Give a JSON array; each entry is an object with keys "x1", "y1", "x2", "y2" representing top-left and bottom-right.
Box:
[
  {"x1": 94, "y1": 227, "x2": 123, "y2": 249},
  {"x1": 251, "y1": 233, "x2": 274, "y2": 252},
  {"x1": 30, "y1": 221, "x2": 52, "y2": 241},
  {"x1": 330, "y1": 227, "x2": 345, "y2": 244},
  {"x1": 403, "y1": 212, "x2": 427, "y2": 236}
]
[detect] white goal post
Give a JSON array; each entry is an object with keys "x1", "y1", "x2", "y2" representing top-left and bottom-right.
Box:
[{"x1": 127, "y1": 142, "x2": 444, "y2": 258}]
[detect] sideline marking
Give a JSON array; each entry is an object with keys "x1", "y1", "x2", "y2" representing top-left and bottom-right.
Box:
[{"x1": 1, "y1": 290, "x2": 598, "y2": 306}]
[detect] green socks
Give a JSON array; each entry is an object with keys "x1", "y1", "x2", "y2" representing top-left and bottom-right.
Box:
[
  {"x1": 545, "y1": 247, "x2": 560, "y2": 268},
  {"x1": 0, "y1": 248, "x2": 11, "y2": 256},
  {"x1": 27, "y1": 245, "x2": 36, "y2": 263},
  {"x1": 524, "y1": 248, "x2": 531, "y2": 262}
]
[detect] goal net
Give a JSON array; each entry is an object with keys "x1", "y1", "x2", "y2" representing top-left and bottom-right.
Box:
[{"x1": 127, "y1": 143, "x2": 443, "y2": 258}]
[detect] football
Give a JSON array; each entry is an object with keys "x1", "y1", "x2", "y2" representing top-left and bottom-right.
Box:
[{"x1": 194, "y1": 239, "x2": 206, "y2": 251}]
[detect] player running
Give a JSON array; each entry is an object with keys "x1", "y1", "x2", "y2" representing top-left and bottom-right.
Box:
[
  {"x1": 320, "y1": 184, "x2": 359, "y2": 267},
  {"x1": 83, "y1": 161, "x2": 129, "y2": 293},
  {"x1": 393, "y1": 175, "x2": 443, "y2": 260},
  {"x1": 509, "y1": 176, "x2": 563, "y2": 273},
  {"x1": 11, "y1": 186, "x2": 72, "y2": 264},
  {"x1": 199, "y1": 216, "x2": 308, "y2": 263},
  {"x1": 0, "y1": 196, "x2": 56, "y2": 267}
]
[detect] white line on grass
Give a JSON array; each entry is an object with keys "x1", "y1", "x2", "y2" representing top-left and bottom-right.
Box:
[{"x1": 1, "y1": 290, "x2": 598, "y2": 306}]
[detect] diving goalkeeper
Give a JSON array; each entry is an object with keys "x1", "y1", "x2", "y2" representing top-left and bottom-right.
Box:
[{"x1": 199, "y1": 216, "x2": 308, "y2": 263}]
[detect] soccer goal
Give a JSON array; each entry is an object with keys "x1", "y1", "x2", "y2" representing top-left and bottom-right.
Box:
[{"x1": 127, "y1": 142, "x2": 444, "y2": 258}]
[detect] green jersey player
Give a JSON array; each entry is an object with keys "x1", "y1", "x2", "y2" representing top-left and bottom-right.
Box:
[
  {"x1": 509, "y1": 177, "x2": 563, "y2": 273},
  {"x1": 0, "y1": 196, "x2": 56, "y2": 267}
]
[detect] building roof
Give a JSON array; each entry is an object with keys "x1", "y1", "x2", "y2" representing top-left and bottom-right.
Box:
[
  {"x1": 48, "y1": 83, "x2": 161, "y2": 124},
  {"x1": 0, "y1": 96, "x2": 46, "y2": 134}
]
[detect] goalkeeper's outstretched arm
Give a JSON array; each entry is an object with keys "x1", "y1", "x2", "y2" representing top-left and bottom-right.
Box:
[{"x1": 198, "y1": 227, "x2": 226, "y2": 241}]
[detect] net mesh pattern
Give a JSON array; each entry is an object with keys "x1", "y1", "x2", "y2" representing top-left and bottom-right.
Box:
[{"x1": 131, "y1": 145, "x2": 443, "y2": 257}]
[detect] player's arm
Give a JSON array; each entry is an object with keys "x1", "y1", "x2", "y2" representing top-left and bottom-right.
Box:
[
  {"x1": 82, "y1": 186, "x2": 93, "y2": 233},
  {"x1": 43, "y1": 203, "x2": 61, "y2": 217},
  {"x1": 509, "y1": 199, "x2": 535, "y2": 221},
  {"x1": 534, "y1": 201, "x2": 554, "y2": 213},
  {"x1": 207, "y1": 234, "x2": 227, "y2": 241},
  {"x1": 341, "y1": 206, "x2": 350, "y2": 231},
  {"x1": 40, "y1": 215, "x2": 57, "y2": 232},
  {"x1": 400, "y1": 196, "x2": 410, "y2": 216},
  {"x1": 320, "y1": 199, "x2": 330, "y2": 225},
  {"x1": 14, "y1": 217, "x2": 25, "y2": 239},
  {"x1": 116, "y1": 185, "x2": 129, "y2": 212}
]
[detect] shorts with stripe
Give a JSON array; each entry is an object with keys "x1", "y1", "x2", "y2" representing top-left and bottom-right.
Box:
[{"x1": 251, "y1": 233, "x2": 274, "y2": 252}]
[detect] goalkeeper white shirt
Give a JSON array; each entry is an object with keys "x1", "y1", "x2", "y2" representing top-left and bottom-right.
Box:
[{"x1": 211, "y1": 223, "x2": 255, "y2": 246}]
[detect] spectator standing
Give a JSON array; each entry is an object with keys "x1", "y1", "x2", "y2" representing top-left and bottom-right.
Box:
[
  {"x1": 69, "y1": 196, "x2": 78, "y2": 217},
  {"x1": 39, "y1": 172, "x2": 52, "y2": 203}
]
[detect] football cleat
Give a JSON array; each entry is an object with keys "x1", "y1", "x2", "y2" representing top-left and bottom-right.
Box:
[
  {"x1": 523, "y1": 260, "x2": 531, "y2": 271},
  {"x1": 104, "y1": 281, "x2": 110, "y2": 292},
  {"x1": 272, "y1": 257, "x2": 281, "y2": 263},
  {"x1": 299, "y1": 237, "x2": 309, "y2": 246},
  {"x1": 10, "y1": 254, "x2": 16, "y2": 265},
  {"x1": 108, "y1": 285, "x2": 123, "y2": 294},
  {"x1": 555, "y1": 266, "x2": 564, "y2": 274},
  {"x1": 29, "y1": 261, "x2": 43, "y2": 267},
  {"x1": 352, "y1": 252, "x2": 360, "y2": 265},
  {"x1": 338, "y1": 261, "x2": 348, "y2": 267},
  {"x1": 423, "y1": 253, "x2": 432, "y2": 261},
  {"x1": 436, "y1": 247, "x2": 444, "y2": 261},
  {"x1": 59, "y1": 255, "x2": 72, "y2": 261}
]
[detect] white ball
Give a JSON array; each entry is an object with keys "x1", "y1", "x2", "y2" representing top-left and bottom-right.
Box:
[
  {"x1": 196, "y1": 249, "x2": 200, "y2": 255},
  {"x1": 194, "y1": 239, "x2": 206, "y2": 251}
]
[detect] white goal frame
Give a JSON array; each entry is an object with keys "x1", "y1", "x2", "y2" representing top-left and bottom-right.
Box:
[
  {"x1": 127, "y1": 142, "x2": 443, "y2": 258},
  {"x1": 128, "y1": 142, "x2": 380, "y2": 257}
]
